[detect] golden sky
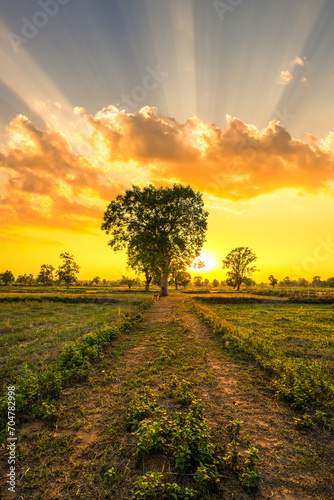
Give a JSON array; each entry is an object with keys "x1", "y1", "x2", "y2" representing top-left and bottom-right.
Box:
[{"x1": 1, "y1": 105, "x2": 334, "y2": 282}]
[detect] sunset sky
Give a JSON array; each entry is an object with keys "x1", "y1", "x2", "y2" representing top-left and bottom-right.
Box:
[{"x1": 1, "y1": 0, "x2": 334, "y2": 283}]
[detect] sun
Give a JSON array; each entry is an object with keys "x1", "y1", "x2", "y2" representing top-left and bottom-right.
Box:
[{"x1": 188, "y1": 252, "x2": 216, "y2": 273}]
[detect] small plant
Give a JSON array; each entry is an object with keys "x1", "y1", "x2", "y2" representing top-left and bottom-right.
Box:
[
  {"x1": 244, "y1": 445, "x2": 260, "y2": 469},
  {"x1": 223, "y1": 439, "x2": 239, "y2": 472},
  {"x1": 132, "y1": 471, "x2": 196, "y2": 499},
  {"x1": 194, "y1": 462, "x2": 220, "y2": 493},
  {"x1": 167, "y1": 377, "x2": 194, "y2": 405},
  {"x1": 239, "y1": 468, "x2": 262, "y2": 492},
  {"x1": 104, "y1": 466, "x2": 125, "y2": 484},
  {"x1": 315, "y1": 410, "x2": 327, "y2": 426},
  {"x1": 41, "y1": 402, "x2": 63, "y2": 422},
  {"x1": 126, "y1": 388, "x2": 159, "y2": 430},
  {"x1": 293, "y1": 413, "x2": 314, "y2": 429},
  {"x1": 225, "y1": 419, "x2": 243, "y2": 438}
]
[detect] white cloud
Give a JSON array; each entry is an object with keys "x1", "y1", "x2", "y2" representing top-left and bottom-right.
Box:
[{"x1": 278, "y1": 70, "x2": 293, "y2": 85}]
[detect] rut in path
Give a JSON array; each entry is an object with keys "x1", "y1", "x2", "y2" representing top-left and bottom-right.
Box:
[{"x1": 143, "y1": 295, "x2": 334, "y2": 500}]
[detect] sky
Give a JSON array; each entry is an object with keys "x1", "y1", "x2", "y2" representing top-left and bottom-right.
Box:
[{"x1": 1, "y1": 0, "x2": 334, "y2": 283}]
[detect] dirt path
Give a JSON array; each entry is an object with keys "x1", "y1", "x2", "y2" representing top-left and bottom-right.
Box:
[{"x1": 2, "y1": 295, "x2": 333, "y2": 499}]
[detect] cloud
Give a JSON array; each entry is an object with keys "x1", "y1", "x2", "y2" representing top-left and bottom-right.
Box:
[
  {"x1": 1, "y1": 106, "x2": 334, "y2": 232},
  {"x1": 300, "y1": 77, "x2": 309, "y2": 86},
  {"x1": 0, "y1": 114, "x2": 125, "y2": 231},
  {"x1": 293, "y1": 56, "x2": 306, "y2": 66},
  {"x1": 278, "y1": 70, "x2": 293, "y2": 85}
]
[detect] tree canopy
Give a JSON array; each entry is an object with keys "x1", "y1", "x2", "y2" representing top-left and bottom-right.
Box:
[
  {"x1": 56, "y1": 253, "x2": 80, "y2": 289},
  {"x1": 268, "y1": 275, "x2": 278, "y2": 288},
  {"x1": 37, "y1": 264, "x2": 55, "y2": 286},
  {"x1": 101, "y1": 184, "x2": 208, "y2": 295},
  {"x1": 222, "y1": 247, "x2": 258, "y2": 292},
  {"x1": 0, "y1": 270, "x2": 15, "y2": 285}
]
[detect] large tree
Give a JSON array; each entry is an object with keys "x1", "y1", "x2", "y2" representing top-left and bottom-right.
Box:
[
  {"x1": 222, "y1": 247, "x2": 258, "y2": 292},
  {"x1": 101, "y1": 184, "x2": 208, "y2": 296},
  {"x1": 56, "y1": 253, "x2": 80, "y2": 289}
]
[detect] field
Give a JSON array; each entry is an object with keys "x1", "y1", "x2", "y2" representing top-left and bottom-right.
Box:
[
  {"x1": 0, "y1": 290, "x2": 151, "y2": 388},
  {"x1": 193, "y1": 296, "x2": 334, "y2": 418},
  {"x1": 0, "y1": 287, "x2": 334, "y2": 499}
]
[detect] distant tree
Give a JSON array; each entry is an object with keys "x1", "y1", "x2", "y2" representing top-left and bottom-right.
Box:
[
  {"x1": 312, "y1": 276, "x2": 322, "y2": 287},
  {"x1": 194, "y1": 276, "x2": 203, "y2": 287},
  {"x1": 120, "y1": 275, "x2": 138, "y2": 290},
  {"x1": 212, "y1": 279, "x2": 219, "y2": 287},
  {"x1": 177, "y1": 271, "x2": 192, "y2": 288},
  {"x1": 298, "y1": 278, "x2": 309, "y2": 287},
  {"x1": 279, "y1": 276, "x2": 292, "y2": 287},
  {"x1": 102, "y1": 279, "x2": 108, "y2": 286},
  {"x1": 0, "y1": 270, "x2": 15, "y2": 285},
  {"x1": 56, "y1": 253, "x2": 80, "y2": 289},
  {"x1": 91, "y1": 276, "x2": 101, "y2": 285},
  {"x1": 222, "y1": 247, "x2": 258, "y2": 292},
  {"x1": 37, "y1": 264, "x2": 55, "y2": 286},
  {"x1": 101, "y1": 184, "x2": 208, "y2": 296},
  {"x1": 326, "y1": 277, "x2": 334, "y2": 288},
  {"x1": 268, "y1": 275, "x2": 278, "y2": 288},
  {"x1": 203, "y1": 278, "x2": 210, "y2": 286},
  {"x1": 16, "y1": 274, "x2": 35, "y2": 285},
  {"x1": 243, "y1": 277, "x2": 255, "y2": 287}
]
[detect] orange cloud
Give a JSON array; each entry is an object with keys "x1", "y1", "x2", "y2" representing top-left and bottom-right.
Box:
[{"x1": 1, "y1": 106, "x2": 334, "y2": 232}]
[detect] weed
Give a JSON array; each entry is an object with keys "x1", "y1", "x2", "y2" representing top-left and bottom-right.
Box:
[
  {"x1": 132, "y1": 471, "x2": 197, "y2": 499},
  {"x1": 293, "y1": 413, "x2": 314, "y2": 430}
]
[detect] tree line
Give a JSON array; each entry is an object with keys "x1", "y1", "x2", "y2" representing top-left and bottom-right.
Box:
[
  {"x1": 2, "y1": 184, "x2": 334, "y2": 292},
  {"x1": 0, "y1": 253, "x2": 80, "y2": 288}
]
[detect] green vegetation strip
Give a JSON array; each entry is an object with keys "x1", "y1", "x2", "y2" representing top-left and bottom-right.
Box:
[
  {"x1": 124, "y1": 381, "x2": 261, "y2": 499},
  {"x1": 193, "y1": 300, "x2": 334, "y2": 426},
  {"x1": 0, "y1": 303, "x2": 148, "y2": 438},
  {"x1": 0, "y1": 295, "x2": 121, "y2": 303}
]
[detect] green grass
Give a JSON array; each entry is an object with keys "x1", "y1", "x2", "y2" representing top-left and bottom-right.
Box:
[
  {"x1": 193, "y1": 298, "x2": 334, "y2": 420},
  {"x1": 0, "y1": 290, "x2": 152, "y2": 435},
  {"x1": 0, "y1": 294, "x2": 150, "y2": 386}
]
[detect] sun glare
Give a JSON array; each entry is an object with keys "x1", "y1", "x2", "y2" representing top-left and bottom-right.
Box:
[{"x1": 188, "y1": 252, "x2": 216, "y2": 273}]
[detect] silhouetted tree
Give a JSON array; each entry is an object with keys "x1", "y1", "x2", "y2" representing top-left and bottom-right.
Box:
[
  {"x1": 37, "y1": 265, "x2": 55, "y2": 286},
  {"x1": 0, "y1": 270, "x2": 15, "y2": 285},
  {"x1": 222, "y1": 247, "x2": 258, "y2": 292},
  {"x1": 101, "y1": 184, "x2": 208, "y2": 296},
  {"x1": 56, "y1": 253, "x2": 80, "y2": 289},
  {"x1": 268, "y1": 275, "x2": 278, "y2": 288}
]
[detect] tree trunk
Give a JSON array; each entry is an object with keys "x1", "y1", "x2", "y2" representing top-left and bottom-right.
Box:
[
  {"x1": 145, "y1": 281, "x2": 150, "y2": 292},
  {"x1": 160, "y1": 273, "x2": 168, "y2": 296},
  {"x1": 175, "y1": 279, "x2": 178, "y2": 290}
]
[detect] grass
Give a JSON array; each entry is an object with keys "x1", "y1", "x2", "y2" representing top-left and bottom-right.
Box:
[
  {"x1": 0, "y1": 290, "x2": 152, "y2": 436},
  {"x1": 0, "y1": 294, "x2": 150, "y2": 385},
  {"x1": 192, "y1": 297, "x2": 334, "y2": 422}
]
